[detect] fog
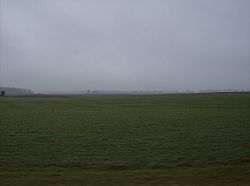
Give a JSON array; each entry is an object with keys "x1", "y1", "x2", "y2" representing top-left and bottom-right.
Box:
[{"x1": 1, "y1": 0, "x2": 250, "y2": 92}]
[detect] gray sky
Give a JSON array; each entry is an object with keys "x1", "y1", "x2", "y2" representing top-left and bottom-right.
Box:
[{"x1": 1, "y1": 0, "x2": 250, "y2": 92}]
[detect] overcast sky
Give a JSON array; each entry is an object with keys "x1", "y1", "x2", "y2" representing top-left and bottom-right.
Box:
[{"x1": 0, "y1": 0, "x2": 250, "y2": 92}]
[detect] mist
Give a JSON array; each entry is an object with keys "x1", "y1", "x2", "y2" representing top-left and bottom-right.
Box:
[{"x1": 1, "y1": 0, "x2": 250, "y2": 92}]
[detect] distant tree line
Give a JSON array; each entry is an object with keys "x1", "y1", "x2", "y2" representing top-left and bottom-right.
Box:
[{"x1": 0, "y1": 87, "x2": 34, "y2": 96}]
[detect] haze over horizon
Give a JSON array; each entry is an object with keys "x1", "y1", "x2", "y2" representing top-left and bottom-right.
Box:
[{"x1": 0, "y1": 0, "x2": 250, "y2": 92}]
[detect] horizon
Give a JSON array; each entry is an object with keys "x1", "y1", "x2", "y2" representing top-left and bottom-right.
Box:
[{"x1": 1, "y1": 86, "x2": 250, "y2": 95}]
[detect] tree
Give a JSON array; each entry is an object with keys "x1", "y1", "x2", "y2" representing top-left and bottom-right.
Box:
[{"x1": 1, "y1": 90, "x2": 5, "y2": 96}]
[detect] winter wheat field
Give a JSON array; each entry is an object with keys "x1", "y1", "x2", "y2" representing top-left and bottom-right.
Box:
[{"x1": 0, "y1": 93, "x2": 250, "y2": 186}]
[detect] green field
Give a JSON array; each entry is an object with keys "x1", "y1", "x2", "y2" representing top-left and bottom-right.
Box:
[{"x1": 1, "y1": 93, "x2": 250, "y2": 185}]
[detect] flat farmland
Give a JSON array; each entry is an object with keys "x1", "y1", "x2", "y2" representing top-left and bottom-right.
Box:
[{"x1": 0, "y1": 93, "x2": 250, "y2": 185}]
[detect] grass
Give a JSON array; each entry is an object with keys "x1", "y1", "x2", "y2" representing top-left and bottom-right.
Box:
[{"x1": 0, "y1": 93, "x2": 250, "y2": 185}]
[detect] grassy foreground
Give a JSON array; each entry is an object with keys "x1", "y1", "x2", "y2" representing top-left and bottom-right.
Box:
[{"x1": 0, "y1": 93, "x2": 250, "y2": 185}]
